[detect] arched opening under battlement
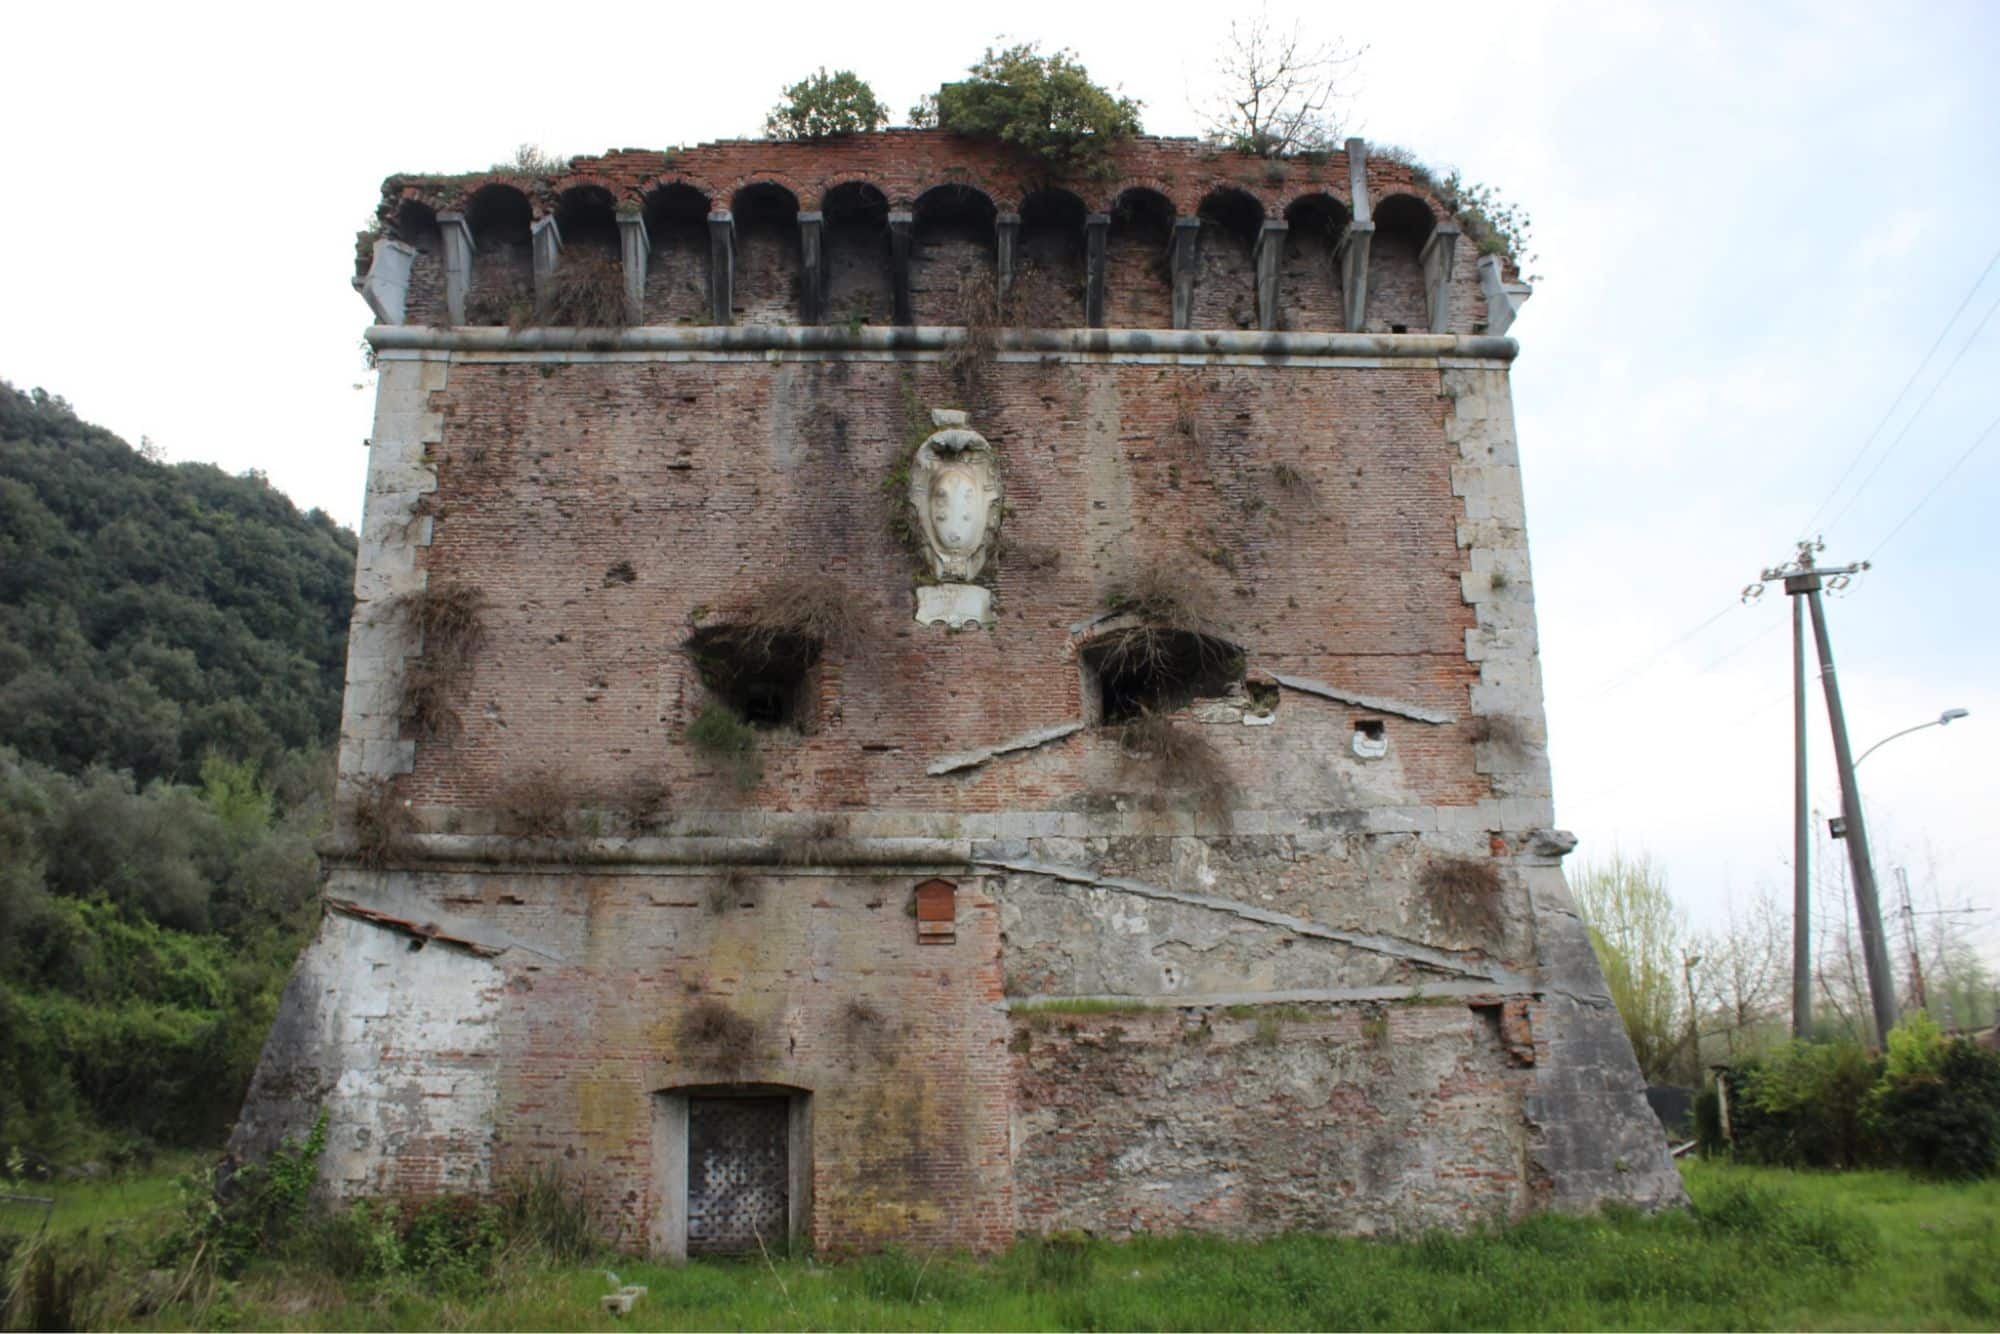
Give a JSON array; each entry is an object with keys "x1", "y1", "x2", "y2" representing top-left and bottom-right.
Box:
[
  {"x1": 821, "y1": 181, "x2": 891, "y2": 327},
  {"x1": 1281, "y1": 193, "x2": 1352, "y2": 332},
  {"x1": 1370, "y1": 193, "x2": 1436, "y2": 333},
  {"x1": 731, "y1": 183, "x2": 802, "y2": 324},
  {"x1": 1016, "y1": 187, "x2": 1088, "y2": 326},
  {"x1": 642, "y1": 183, "x2": 712, "y2": 324},
  {"x1": 389, "y1": 200, "x2": 447, "y2": 327},
  {"x1": 555, "y1": 185, "x2": 619, "y2": 256},
  {"x1": 1106, "y1": 187, "x2": 1175, "y2": 328},
  {"x1": 1192, "y1": 187, "x2": 1264, "y2": 330},
  {"x1": 911, "y1": 184, "x2": 998, "y2": 326},
  {"x1": 464, "y1": 184, "x2": 534, "y2": 326}
]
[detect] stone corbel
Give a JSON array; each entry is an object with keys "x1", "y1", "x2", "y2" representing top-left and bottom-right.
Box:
[
  {"x1": 1340, "y1": 137, "x2": 1373, "y2": 333},
  {"x1": 617, "y1": 212, "x2": 650, "y2": 325},
  {"x1": 995, "y1": 213, "x2": 1020, "y2": 304},
  {"x1": 1254, "y1": 220, "x2": 1288, "y2": 332},
  {"x1": 1477, "y1": 254, "x2": 1533, "y2": 336},
  {"x1": 797, "y1": 211, "x2": 825, "y2": 324},
  {"x1": 355, "y1": 238, "x2": 417, "y2": 325},
  {"x1": 889, "y1": 211, "x2": 914, "y2": 325},
  {"x1": 707, "y1": 210, "x2": 734, "y2": 325},
  {"x1": 1421, "y1": 222, "x2": 1460, "y2": 334},
  {"x1": 436, "y1": 212, "x2": 475, "y2": 326},
  {"x1": 1084, "y1": 213, "x2": 1110, "y2": 328},
  {"x1": 530, "y1": 215, "x2": 562, "y2": 300},
  {"x1": 1335, "y1": 220, "x2": 1374, "y2": 332},
  {"x1": 1346, "y1": 136, "x2": 1372, "y2": 225},
  {"x1": 1169, "y1": 217, "x2": 1202, "y2": 330}
]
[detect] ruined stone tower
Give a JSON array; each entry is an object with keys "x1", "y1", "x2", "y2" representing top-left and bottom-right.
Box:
[{"x1": 234, "y1": 131, "x2": 1682, "y2": 1257}]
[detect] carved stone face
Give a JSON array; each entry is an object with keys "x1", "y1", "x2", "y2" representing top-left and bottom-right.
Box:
[{"x1": 929, "y1": 466, "x2": 988, "y2": 555}]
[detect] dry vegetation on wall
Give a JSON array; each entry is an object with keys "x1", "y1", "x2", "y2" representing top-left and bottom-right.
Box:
[
  {"x1": 536, "y1": 252, "x2": 629, "y2": 329},
  {"x1": 464, "y1": 275, "x2": 536, "y2": 331},
  {"x1": 1118, "y1": 711, "x2": 1235, "y2": 819},
  {"x1": 1099, "y1": 564, "x2": 1238, "y2": 682},
  {"x1": 398, "y1": 583, "x2": 486, "y2": 740},
  {"x1": 344, "y1": 776, "x2": 415, "y2": 869},
  {"x1": 495, "y1": 767, "x2": 580, "y2": 842},
  {"x1": 679, "y1": 1000, "x2": 758, "y2": 1075},
  {"x1": 736, "y1": 573, "x2": 855, "y2": 656},
  {"x1": 1419, "y1": 854, "x2": 1504, "y2": 936}
]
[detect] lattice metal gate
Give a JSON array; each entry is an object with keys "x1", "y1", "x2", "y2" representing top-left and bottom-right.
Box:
[{"x1": 686, "y1": 1096, "x2": 790, "y2": 1255}]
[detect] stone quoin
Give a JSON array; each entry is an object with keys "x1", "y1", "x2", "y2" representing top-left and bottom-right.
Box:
[{"x1": 232, "y1": 129, "x2": 1680, "y2": 1260}]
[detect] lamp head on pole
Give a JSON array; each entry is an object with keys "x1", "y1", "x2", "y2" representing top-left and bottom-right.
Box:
[{"x1": 1940, "y1": 708, "x2": 1970, "y2": 725}]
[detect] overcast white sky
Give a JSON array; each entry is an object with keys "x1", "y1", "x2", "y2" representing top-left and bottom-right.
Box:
[{"x1": 4, "y1": 0, "x2": 1995, "y2": 956}]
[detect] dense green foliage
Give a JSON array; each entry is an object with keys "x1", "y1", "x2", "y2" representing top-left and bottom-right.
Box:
[
  {"x1": 917, "y1": 45, "x2": 1142, "y2": 177},
  {"x1": 9, "y1": 1163, "x2": 2000, "y2": 1330},
  {"x1": 764, "y1": 69, "x2": 889, "y2": 140},
  {"x1": 1709, "y1": 1019, "x2": 2000, "y2": 1179},
  {"x1": 0, "y1": 382, "x2": 354, "y2": 784},
  {"x1": 0, "y1": 384, "x2": 348, "y2": 1168},
  {"x1": 0, "y1": 749, "x2": 325, "y2": 1164}
]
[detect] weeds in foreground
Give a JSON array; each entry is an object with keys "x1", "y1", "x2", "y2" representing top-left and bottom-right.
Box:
[{"x1": 9, "y1": 1162, "x2": 2000, "y2": 1331}]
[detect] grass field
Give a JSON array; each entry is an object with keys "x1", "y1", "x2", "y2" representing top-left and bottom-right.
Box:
[{"x1": 6, "y1": 1160, "x2": 1999, "y2": 1331}]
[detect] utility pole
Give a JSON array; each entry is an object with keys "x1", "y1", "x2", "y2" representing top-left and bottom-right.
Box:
[
  {"x1": 1898, "y1": 867, "x2": 1927, "y2": 1015},
  {"x1": 1748, "y1": 540, "x2": 1900, "y2": 1045},
  {"x1": 1792, "y1": 590, "x2": 1810, "y2": 1038}
]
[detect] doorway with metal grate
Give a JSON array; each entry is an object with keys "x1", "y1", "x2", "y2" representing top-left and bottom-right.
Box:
[
  {"x1": 687, "y1": 1095, "x2": 789, "y2": 1255},
  {"x1": 650, "y1": 1085, "x2": 811, "y2": 1262}
]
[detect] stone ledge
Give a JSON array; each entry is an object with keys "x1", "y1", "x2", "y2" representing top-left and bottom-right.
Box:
[{"x1": 367, "y1": 324, "x2": 1520, "y2": 363}]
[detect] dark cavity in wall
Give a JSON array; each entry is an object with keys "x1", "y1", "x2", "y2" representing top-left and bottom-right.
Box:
[
  {"x1": 822, "y1": 181, "x2": 891, "y2": 326},
  {"x1": 732, "y1": 182, "x2": 801, "y2": 325},
  {"x1": 1106, "y1": 187, "x2": 1174, "y2": 329},
  {"x1": 910, "y1": 184, "x2": 997, "y2": 326},
  {"x1": 644, "y1": 183, "x2": 712, "y2": 325},
  {"x1": 686, "y1": 624, "x2": 821, "y2": 729},
  {"x1": 1017, "y1": 188, "x2": 1087, "y2": 327},
  {"x1": 1280, "y1": 193, "x2": 1349, "y2": 332},
  {"x1": 1193, "y1": 187, "x2": 1263, "y2": 331},
  {"x1": 1084, "y1": 627, "x2": 1244, "y2": 723},
  {"x1": 465, "y1": 184, "x2": 534, "y2": 326},
  {"x1": 1369, "y1": 193, "x2": 1435, "y2": 333}
]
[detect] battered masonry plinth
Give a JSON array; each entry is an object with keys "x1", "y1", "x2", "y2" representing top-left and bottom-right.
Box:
[{"x1": 234, "y1": 131, "x2": 1681, "y2": 1259}]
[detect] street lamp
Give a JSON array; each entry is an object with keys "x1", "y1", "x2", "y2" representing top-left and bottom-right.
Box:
[{"x1": 1855, "y1": 708, "x2": 1971, "y2": 769}]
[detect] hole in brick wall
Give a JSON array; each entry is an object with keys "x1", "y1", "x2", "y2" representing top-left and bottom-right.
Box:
[
  {"x1": 1371, "y1": 193, "x2": 1436, "y2": 333},
  {"x1": 731, "y1": 182, "x2": 802, "y2": 323},
  {"x1": 1107, "y1": 187, "x2": 1174, "y2": 327},
  {"x1": 1082, "y1": 628, "x2": 1244, "y2": 724},
  {"x1": 643, "y1": 183, "x2": 711, "y2": 323},
  {"x1": 1281, "y1": 193, "x2": 1350, "y2": 332},
  {"x1": 1352, "y1": 718, "x2": 1388, "y2": 759},
  {"x1": 686, "y1": 624, "x2": 819, "y2": 730}
]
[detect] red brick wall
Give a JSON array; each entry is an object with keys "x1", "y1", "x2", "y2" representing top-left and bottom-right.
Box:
[
  {"x1": 403, "y1": 358, "x2": 1483, "y2": 818},
  {"x1": 480, "y1": 869, "x2": 1014, "y2": 1253}
]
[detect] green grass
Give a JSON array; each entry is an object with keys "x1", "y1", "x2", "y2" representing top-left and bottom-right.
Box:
[{"x1": 7, "y1": 1161, "x2": 1999, "y2": 1331}]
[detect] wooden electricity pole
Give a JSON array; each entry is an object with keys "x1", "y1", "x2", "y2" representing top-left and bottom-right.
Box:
[{"x1": 1750, "y1": 541, "x2": 1900, "y2": 1045}]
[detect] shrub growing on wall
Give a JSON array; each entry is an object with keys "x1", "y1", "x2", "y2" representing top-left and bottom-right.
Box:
[
  {"x1": 918, "y1": 44, "x2": 1141, "y2": 177},
  {"x1": 766, "y1": 69, "x2": 889, "y2": 140}
]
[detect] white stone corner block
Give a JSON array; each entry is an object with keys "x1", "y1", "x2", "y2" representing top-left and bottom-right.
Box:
[{"x1": 357, "y1": 239, "x2": 418, "y2": 325}]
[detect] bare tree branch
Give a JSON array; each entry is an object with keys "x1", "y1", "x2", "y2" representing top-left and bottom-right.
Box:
[{"x1": 1201, "y1": 12, "x2": 1366, "y2": 158}]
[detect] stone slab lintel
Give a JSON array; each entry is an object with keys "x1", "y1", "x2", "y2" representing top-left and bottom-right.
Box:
[
  {"x1": 617, "y1": 213, "x2": 650, "y2": 324},
  {"x1": 1169, "y1": 217, "x2": 1202, "y2": 330},
  {"x1": 889, "y1": 210, "x2": 914, "y2": 326},
  {"x1": 928, "y1": 720, "x2": 1086, "y2": 776},
  {"x1": 797, "y1": 211, "x2": 824, "y2": 324},
  {"x1": 1269, "y1": 672, "x2": 1453, "y2": 724},
  {"x1": 1084, "y1": 213, "x2": 1110, "y2": 328},
  {"x1": 1346, "y1": 137, "x2": 1371, "y2": 223}
]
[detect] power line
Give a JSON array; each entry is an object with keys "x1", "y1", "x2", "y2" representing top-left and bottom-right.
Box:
[
  {"x1": 1866, "y1": 408, "x2": 2000, "y2": 560},
  {"x1": 1799, "y1": 242, "x2": 2000, "y2": 538},
  {"x1": 1586, "y1": 601, "x2": 1738, "y2": 696},
  {"x1": 1821, "y1": 283, "x2": 2000, "y2": 535}
]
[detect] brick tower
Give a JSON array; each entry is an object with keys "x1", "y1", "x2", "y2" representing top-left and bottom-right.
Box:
[{"x1": 233, "y1": 131, "x2": 1682, "y2": 1257}]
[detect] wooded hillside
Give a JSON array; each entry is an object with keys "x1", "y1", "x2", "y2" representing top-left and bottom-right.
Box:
[{"x1": 0, "y1": 383, "x2": 355, "y2": 1168}]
